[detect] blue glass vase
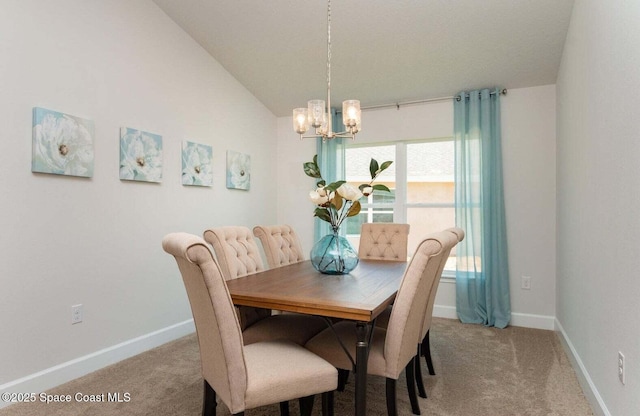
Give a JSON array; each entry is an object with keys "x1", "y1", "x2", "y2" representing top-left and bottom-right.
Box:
[{"x1": 310, "y1": 229, "x2": 359, "y2": 275}]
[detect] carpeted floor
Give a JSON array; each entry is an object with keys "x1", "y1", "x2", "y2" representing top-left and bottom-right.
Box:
[{"x1": 0, "y1": 318, "x2": 593, "y2": 415}]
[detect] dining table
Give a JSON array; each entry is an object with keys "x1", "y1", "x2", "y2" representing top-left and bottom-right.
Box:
[{"x1": 225, "y1": 258, "x2": 408, "y2": 416}]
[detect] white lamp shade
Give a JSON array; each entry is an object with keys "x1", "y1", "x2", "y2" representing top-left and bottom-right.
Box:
[
  {"x1": 342, "y1": 100, "x2": 361, "y2": 130},
  {"x1": 293, "y1": 108, "x2": 309, "y2": 134}
]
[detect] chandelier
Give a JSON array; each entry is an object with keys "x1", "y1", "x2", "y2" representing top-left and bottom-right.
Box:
[{"x1": 293, "y1": 0, "x2": 361, "y2": 141}]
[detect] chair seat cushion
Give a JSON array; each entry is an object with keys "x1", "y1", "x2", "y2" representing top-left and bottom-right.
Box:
[
  {"x1": 242, "y1": 313, "x2": 327, "y2": 346},
  {"x1": 305, "y1": 321, "x2": 392, "y2": 378},
  {"x1": 243, "y1": 340, "x2": 338, "y2": 409}
]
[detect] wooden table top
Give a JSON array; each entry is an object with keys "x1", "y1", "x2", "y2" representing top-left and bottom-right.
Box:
[{"x1": 225, "y1": 259, "x2": 408, "y2": 322}]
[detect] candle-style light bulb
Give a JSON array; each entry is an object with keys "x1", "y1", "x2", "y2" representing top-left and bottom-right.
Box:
[{"x1": 308, "y1": 100, "x2": 326, "y2": 128}]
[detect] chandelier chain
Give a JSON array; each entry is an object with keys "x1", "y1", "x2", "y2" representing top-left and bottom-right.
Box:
[{"x1": 326, "y1": 0, "x2": 331, "y2": 100}]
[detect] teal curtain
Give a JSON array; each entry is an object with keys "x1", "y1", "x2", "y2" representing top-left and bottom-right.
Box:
[
  {"x1": 314, "y1": 108, "x2": 346, "y2": 240},
  {"x1": 454, "y1": 88, "x2": 511, "y2": 328}
]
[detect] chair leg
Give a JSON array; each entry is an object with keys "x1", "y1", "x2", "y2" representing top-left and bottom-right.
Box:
[
  {"x1": 337, "y1": 369, "x2": 349, "y2": 391},
  {"x1": 279, "y1": 401, "x2": 290, "y2": 416},
  {"x1": 414, "y1": 350, "x2": 427, "y2": 399},
  {"x1": 321, "y1": 391, "x2": 334, "y2": 416},
  {"x1": 385, "y1": 378, "x2": 397, "y2": 416},
  {"x1": 422, "y1": 329, "x2": 436, "y2": 375},
  {"x1": 405, "y1": 361, "x2": 421, "y2": 415},
  {"x1": 203, "y1": 380, "x2": 216, "y2": 416},
  {"x1": 299, "y1": 395, "x2": 315, "y2": 416}
]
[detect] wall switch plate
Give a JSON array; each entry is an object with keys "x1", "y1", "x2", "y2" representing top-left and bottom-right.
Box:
[
  {"x1": 521, "y1": 275, "x2": 531, "y2": 290},
  {"x1": 71, "y1": 304, "x2": 83, "y2": 324}
]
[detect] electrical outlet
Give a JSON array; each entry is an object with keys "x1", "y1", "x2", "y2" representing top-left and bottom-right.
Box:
[
  {"x1": 618, "y1": 351, "x2": 625, "y2": 384},
  {"x1": 71, "y1": 304, "x2": 83, "y2": 324},
  {"x1": 521, "y1": 275, "x2": 531, "y2": 290}
]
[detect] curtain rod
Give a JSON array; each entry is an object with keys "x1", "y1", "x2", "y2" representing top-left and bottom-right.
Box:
[
  {"x1": 356, "y1": 88, "x2": 508, "y2": 111},
  {"x1": 455, "y1": 88, "x2": 507, "y2": 102}
]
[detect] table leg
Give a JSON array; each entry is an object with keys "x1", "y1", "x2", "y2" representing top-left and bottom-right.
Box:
[{"x1": 355, "y1": 321, "x2": 369, "y2": 416}]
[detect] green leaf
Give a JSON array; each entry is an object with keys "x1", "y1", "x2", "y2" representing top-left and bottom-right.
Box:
[
  {"x1": 347, "y1": 200, "x2": 361, "y2": 217},
  {"x1": 369, "y1": 158, "x2": 379, "y2": 179},
  {"x1": 372, "y1": 184, "x2": 391, "y2": 192},
  {"x1": 303, "y1": 162, "x2": 321, "y2": 178},
  {"x1": 325, "y1": 180, "x2": 346, "y2": 192},
  {"x1": 316, "y1": 180, "x2": 326, "y2": 187},
  {"x1": 314, "y1": 208, "x2": 332, "y2": 223},
  {"x1": 331, "y1": 194, "x2": 343, "y2": 210},
  {"x1": 379, "y1": 161, "x2": 393, "y2": 172}
]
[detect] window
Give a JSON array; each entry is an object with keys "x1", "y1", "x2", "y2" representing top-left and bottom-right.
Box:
[{"x1": 345, "y1": 139, "x2": 456, "y2": 275}]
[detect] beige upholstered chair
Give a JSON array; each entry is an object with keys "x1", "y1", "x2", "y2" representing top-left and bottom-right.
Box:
[
  {"x1": 374, "y1": 227, "x2": 463, "y2": 400},
  {"x1": 420, "y1": 227, "x2": 465, "y2": 374},
  {"x1": 333, "y1": 223, "x2": 409, "y2": 390},
  {"x1": 413, "y1": 227, "x2": 464, "y2": 399},
  {"x1": 358, "y1": 223, "x2": 410, "y2": 261},
  {"x1": 203, "y1": 226, "x2": 269, "y2": 330},
  {"x1": 203, "y1": 226, "x2": 326, "y2": 346},
  {"x1": 305, "y1": 230, "x2": 452, "y2": 416},
  {"x1": 253, "y1": 224, "x2": 305, "y2": 268},
  {"x1": 162, "y1": 233, "x2": 337, "y2": 416}
]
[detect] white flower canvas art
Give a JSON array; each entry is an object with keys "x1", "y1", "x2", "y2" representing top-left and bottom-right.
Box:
[
  {"x1": 32, "y1": 107, "x2": 95, "y2": 177},
  {"x1": 226, "y1": 150, "x2": 250, "y2": 190},
  {"x1": 119, "y1": 127, "x2": 162, "y2": 183},
  {"x1": 182, "y1": 141, "x2": 213, "y2": 187}
]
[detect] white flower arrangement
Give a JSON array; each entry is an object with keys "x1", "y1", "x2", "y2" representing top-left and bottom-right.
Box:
[{"x1": 303, "y1": 154, "x2": 392, "y2": 230}]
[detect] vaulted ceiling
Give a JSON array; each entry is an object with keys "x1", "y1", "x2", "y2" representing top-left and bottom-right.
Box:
[{"x1": 153, "y1": 0, "x2": 575, "y2": 117}]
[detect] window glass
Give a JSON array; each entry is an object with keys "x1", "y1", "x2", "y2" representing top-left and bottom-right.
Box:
[
  {"x1": 406, "y1": 141, "x2": 454, "y2": 204},
  {"x1": 345, "y1": 145, "x2": 396, "y2": 203},
  {"x1": 345, "y1": 140, "x2": 456, "y2": 274}
]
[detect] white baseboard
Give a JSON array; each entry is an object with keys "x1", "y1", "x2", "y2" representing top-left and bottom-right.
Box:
[
  {"x1": 510, "y1": 312, "x2": 556, "y2": 330},
  {"x1": 433, "y1": 304, "x2": 458, "y2": 319},
  {"x1": 0, "y1": 319, "x2": 195, "y2": 410},
  {"x1": 433, "y1": 305, "x2": 556, "y2": 330},
  {"x1": 555, "y1": 319, "x2": 610, "y2": 416}
]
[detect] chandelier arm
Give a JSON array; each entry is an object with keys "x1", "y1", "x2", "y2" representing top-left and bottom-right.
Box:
[
  {"x1": 299, "y1": 132, "x2": 355, "y2": 141},
  {"x1": 333, "y1": 132, "x2": 356, "y2": 139}
]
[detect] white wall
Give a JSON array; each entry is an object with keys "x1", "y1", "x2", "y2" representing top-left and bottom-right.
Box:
[
  {"x1": 0, "y1": 0, "x2": 277, "y2": 394},
  {"x1": 556, "y1": 1, "x2": 640, "y2": 414},
  {"x1": 502, "y1": 86, "x2": 557, "y2": 324},
  {"x1": 276, "y1": 85, "x2": 557, "y2": 328}
]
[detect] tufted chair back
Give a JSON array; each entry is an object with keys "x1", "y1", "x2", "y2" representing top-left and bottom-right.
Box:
[
  {"x1": 203, "y1": 226, "x2": 265, "y2": 279},
  {"x1": 358, "y1": 223, "x2": 410, "y2": 261},
  {"x1": 203, "y1": 226, "x2": 270, "y2": 330},
  {"x1": 253, "y1": 224, "x2": 305, "y2": 269}
]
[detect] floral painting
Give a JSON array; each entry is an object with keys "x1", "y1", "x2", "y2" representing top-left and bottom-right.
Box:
[
  {"x1": 182, "y1": 141, "x2": 213, "y2": 187},
  {"x1": 119, "y1": 127, "x2": 162, "y2": 183},
  {"x1": 32, "y1": 107, "x2": 95, "y2": 177},
  {"x1": 226, "y1": 150, "x2": 250, "y2": 190}
]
